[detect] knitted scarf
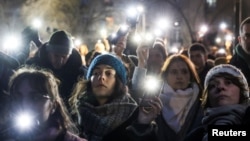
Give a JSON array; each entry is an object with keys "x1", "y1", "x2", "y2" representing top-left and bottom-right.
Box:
[
  {"x1": 78, "y1": 93, "x2": 138, "y2": 141},
  {"x1": 160, "y1": 82, "x2": 200, "y2": 133},
  {"x1": 235, "y1": 45, "x2": 250, "y2": 68}
]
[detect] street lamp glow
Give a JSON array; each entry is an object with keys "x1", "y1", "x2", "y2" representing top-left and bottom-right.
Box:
[
  {"x1": 32, "y1": 18, "x2": 42, "y2": 29},
  {"x1": 219, "y1": 22, "x2": 227, "y2": 30}
]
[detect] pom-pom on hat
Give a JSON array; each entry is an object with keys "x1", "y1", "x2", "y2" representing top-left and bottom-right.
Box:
[
  {"x1": 204, "y1": 64, "x2": 249, "y2": 98},
  {"x1": 46, "y1": 30, "x2": 73, "y2": 55},
  {"x1": 86, "y1": 54, "x2": 127, "y2": 85}
]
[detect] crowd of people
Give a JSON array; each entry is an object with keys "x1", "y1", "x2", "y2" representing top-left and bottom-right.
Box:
[{"x1": 1, "y1": 16, "x2": 250, "y2": 141}]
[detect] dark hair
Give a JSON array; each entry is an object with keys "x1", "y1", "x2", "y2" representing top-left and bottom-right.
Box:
[
  {"x1": 201, "y1": 72, "x2": 250, "y2": 109},
  {"x1": 240, "y1": 17, "x2": 250, "y2": 35},
  {"x1": 188, "y1": 43, "x2": 207, "y2": 56},
  {"x1": 69, "y1": 75, "x2": 127, "y2": 115}
]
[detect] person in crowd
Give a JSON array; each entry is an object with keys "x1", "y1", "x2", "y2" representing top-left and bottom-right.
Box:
[
  {"x1": 109, "y1": 26, "x2": 136, "y2": 89},
  {"x1": 26, "y1": 30, "x2": 85, "y2": 109},
  {"x1": 13, "y1": 26, "x2": 43, "y2": 64},
  {"x1": 184, "y1": 64, "x2": 250, "y2": 141},
  {"x1": 131, "y1": 38, "x2": 167, "y2": 102},
  {"x1": 156, "y1": 54, "x2": 203, "y2": 141},
  {"x1": 2, "y1": 66, "x2": 87, "y2": 141},
  {"x1": 188, "y1": 43, "x2": 214, "y2": 87},
  {"x1": 69, "y1": 54, "x2": 162, "y2": 141},
  {"x1": 230, "y1": 16, "x2": 250, "y2": 86},
  {"x1": 0, "y1": 51, "x2": 19, "y2": 94}
]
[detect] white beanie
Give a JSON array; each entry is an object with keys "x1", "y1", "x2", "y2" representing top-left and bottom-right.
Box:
[{"x1": 204, "y1": 64, "x2": 249, "y2": 98}]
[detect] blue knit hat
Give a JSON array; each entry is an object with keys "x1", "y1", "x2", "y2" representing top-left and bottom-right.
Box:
[{"x1": 86, "y1": 54, "x2": 127, "y2": 84}]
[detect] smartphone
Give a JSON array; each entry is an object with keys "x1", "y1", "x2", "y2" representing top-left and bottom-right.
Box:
[{"x1": 139, "y1": 79, "x2": 164, "y2": 108}]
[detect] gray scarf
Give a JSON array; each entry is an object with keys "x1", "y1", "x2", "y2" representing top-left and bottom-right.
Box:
[{"x1": 78, "y1": 94, "x2": 137, "y2": 141}]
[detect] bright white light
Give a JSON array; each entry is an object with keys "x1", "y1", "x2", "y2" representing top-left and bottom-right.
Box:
[
  {"x1": 74, "y1": 38, "x2": 82, "y2": 46},
  {"x1": 111, "y1": 33, "x2": 117, "y2": 39},
  {"x1": 127, "y1": 7, "x2": 137, "y2": 18},
  {"x1": 217, "y1": 48, "x2": 226, "y2": 54},
  {"x1": 133, "y1": 34, "x2": 142, "y2": 43},
  {"x1": 200, "y1": 25, "x2": 208, "y2": 33},
  {"x1": 154, "y1": 28, "x2": 163, "y2": 37},
  {"x1": 3, "y1": 35, "x2": 21, "y2": 52},
  {"x1": 157, "y1": 18, "x2": 169, "y2": 30},
  {"x1": 136, "y1": 5, "x2": 144, "y2": 13},
  {"x1": 144, "y1": 76, "x2": 160, "y2": 93},
  {"x1": 145, "y1": 33, "x2": 154, "y2": 41},
  {"x1": 219, "y1": 22, "x2": 227, "y2": 30},
  {"x1": 15, "y1": 112, "x2": 34, "y2": 131},
  {"x1": 174, "y1": 21, "x2": 180, "y2": 27},
  {"x1": 120, "y1": 24, "x2": 129, "y2": 33},
  {"x1": 225, "y1": 34, "x2": 233, "y2": 41},
  {"x1": 215, "y1": 37, "x2": 222, "y2": 44},
  {"x1": 100, "y1": 28, "x2": 107, "y2": 37},
  {"x1": 32, "y1": 18, "x2": 42, "y2": 29},
  {"x1": 170, "y1": 47, "x2": 179, "y2": 53}
]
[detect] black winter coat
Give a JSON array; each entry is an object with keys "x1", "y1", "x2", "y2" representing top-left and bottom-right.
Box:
[{"x1": 26, "y1": 43, "x2": 85, "y2": 107}]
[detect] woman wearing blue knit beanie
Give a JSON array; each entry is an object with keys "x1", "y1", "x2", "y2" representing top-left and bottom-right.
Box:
[{"x1": 69, "y1": 54, "x2": 162, "y2": 141}]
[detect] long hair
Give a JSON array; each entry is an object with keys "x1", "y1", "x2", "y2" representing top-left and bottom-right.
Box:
[
  {"x1": 8, "y1": 66, "x2": 78, "y2": 134},
  {"x1": 161, "y1": 54, "x2": 201, "y2": 88},
  {"x1": 69, "y1": 75, "x2": 127, "y2": 116}
]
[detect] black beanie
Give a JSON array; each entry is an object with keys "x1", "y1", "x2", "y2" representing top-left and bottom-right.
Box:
[{"x1": 46, "y1": 30, "x2": 73, "y2": 54}]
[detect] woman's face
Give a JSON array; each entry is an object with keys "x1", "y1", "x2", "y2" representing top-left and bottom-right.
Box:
[
  {"x1": 166, "y1": 60, "x2": 191, "y2": 90},
  {"x1": 11, "y1": 79, "x2": 54, "y2": 124},
  {"x1": 91, "y1": 64, "x2": 116, "y2": 99},
  {"x1": 208, "y1": 77, "x2": 240, "y2": 107}
]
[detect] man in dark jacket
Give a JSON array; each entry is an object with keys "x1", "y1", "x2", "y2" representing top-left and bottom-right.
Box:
[
  {"x1": 188, "y1": 42, "x2": 214, "y2": 87},
  {"x1": 230, "y1": 16, "x2": 250, "y2": 85},
  {"x1": 26, "y1": 30, "x2": 85, "y2": 108}
]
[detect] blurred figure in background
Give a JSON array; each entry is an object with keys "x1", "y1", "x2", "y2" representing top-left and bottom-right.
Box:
[
  {"x1": 109, "y1": 26, "x2": 136, "y2": 89},
  {"x1": 188, "y1": 43, "x2": 214, "y2": 87}
]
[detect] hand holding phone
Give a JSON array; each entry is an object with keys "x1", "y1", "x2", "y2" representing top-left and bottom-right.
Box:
[{"x1": 139, "y1": 76, "x2": 164, "y2": 108}]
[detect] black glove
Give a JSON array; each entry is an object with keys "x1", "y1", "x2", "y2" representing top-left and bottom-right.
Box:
[{"x1": 202, "y1": 104, "x2": 246, "y2": 125}]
